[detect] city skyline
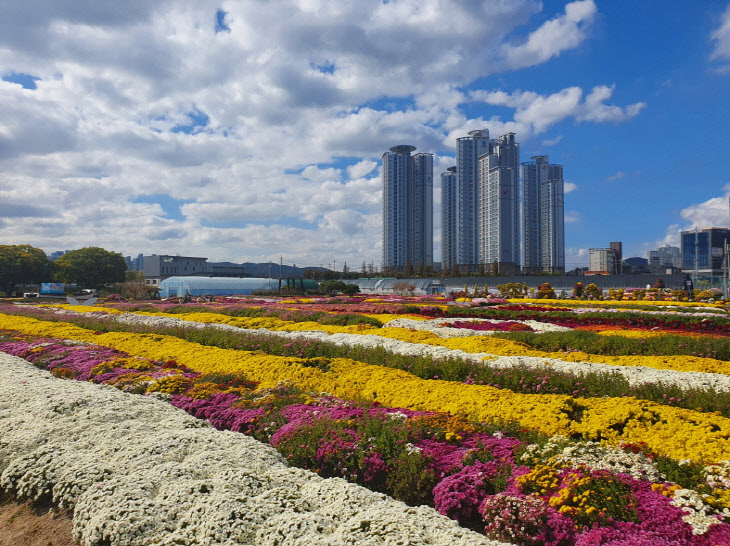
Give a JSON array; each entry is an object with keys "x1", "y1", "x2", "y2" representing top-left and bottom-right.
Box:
[{"x1": 1, "y1": 1, "x2": 730, "y2": 269}]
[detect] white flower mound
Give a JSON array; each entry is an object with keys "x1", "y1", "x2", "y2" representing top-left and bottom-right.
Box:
[
  {"x1": 383, "y1": 318, "x2": 572, "y2": 336},
  {"x1": 0, "y1": 353, "x2": 509, "y2": 546}
]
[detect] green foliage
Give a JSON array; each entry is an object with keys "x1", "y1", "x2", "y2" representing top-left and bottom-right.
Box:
[
  {"x1": 654, "y1": 456, "x2": 707, "y2": 491},
  {"x1": 317, "y1": 313, "x2": 383, "y2": 328},
  {"x1": 0, "y1": 244, "x2": 53, "y2": 296},
  {"x1": 54, "y1": 247, "x2": 126, "y2": 290},
  {"x1": 342, "y1": 284, "x2": 361, "y2": 296},
  {"x1": 319, "y1": 280, "x2": 348, "y2": 295},
  {"x1": 494, "y1": 328, "x2": 728, "y2": 360}
]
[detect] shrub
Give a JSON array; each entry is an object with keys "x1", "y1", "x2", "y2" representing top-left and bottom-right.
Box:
[
  {"x1": 572, "y1": 282, "x2": 584, "y2": 298},
  {"x1": 536, "y1": 283, "x2": 555, "y2": 299},
  {"x1": 583, "y1": 283, "x2": 601, "y2": 299}
]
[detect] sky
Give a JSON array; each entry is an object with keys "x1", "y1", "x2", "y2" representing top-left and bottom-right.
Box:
[{"x1": 1, "y1": 0, "x2": 730, "y2": 271}]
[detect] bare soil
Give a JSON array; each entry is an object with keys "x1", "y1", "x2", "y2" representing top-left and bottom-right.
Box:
[{"x1": 0, "y1": 492, "x2": 76, "y2": 546}]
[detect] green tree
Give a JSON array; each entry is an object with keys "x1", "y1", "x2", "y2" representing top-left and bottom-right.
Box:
[
  {"x1": 54, "y1": 247, "x2": 126, "y2": 290},
  {"x1": 0, "y1": 244, "x2": 53, "y2": 296},
  {"x1": 319, "y1": 280, "x2": 348, "y2": 295},
  {"x1": 342, "y1": 283, "x2": 361, "y2": 296}
]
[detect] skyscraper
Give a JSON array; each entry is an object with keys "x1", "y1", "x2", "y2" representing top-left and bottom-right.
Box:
[
  {"x1": 441, "y1": 166, "x2": 458, "y2": 270},
  {"x1": 382, "y1": 145, "x2": 433, "y2": 271},
  {"x1": 443, "y1": 130, "x2": 520, "y2": 274},
  {"x1": 478, "y1": 133, "x2": 520, "y2": 273},
  {"x1": 454, "y1": 130, "x2": 491, "y2": 269},
  {"x1": 520, "y1": 155, "x2": 565, "y2": 273}
]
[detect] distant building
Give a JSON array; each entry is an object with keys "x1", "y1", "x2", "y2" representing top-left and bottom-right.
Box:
[
  {"x1": 442, "y1": 129, "x2": 521, "y2": 274},
  {"x1": 588, "y1": 248, "x2": 615, "y2": 274},
  {"x1": 207, "y1": 261, "x2": 247, "y2": 277},
  {"x1": 521, "y1": 155, "x2": 565, "y2": 273},
  {"x1": 49, "y1": 250, "x2": 71, "y2": 261},
  {"x1": 610, "y1": 242, "x2": 622, "y2": 274},
  {"x1": 453, "y1": 130, "x2": 490, "y2": 269},
  {"x1": 681, "y1": 228, "x2": 730, "y2": 276},
  {"x1": 478, "y1": 133, "x2": 520, "y2": 274},
  {"x1": 623, "y1": 256, "x2": 649, "y2": 274},
  {"x1": 648, "y1": 244, "x2": 681, "y2": 272},
  {"x1": 587, "y1": 243, "x2": 622, "y2": 275},
  {"x1": 125, "y1": 253, "x2": 144, "y2": 272},
  {"x1": 441, "y1": 130, "x2": 564, "y2": 275},
  {"x1": 382, "y1": 145, "x2": 433, "y2": 271},
  {"x1": 441, "y1": 166, "x2": 458, "y2": 270},
  {"x1": 143, "y1": 255, "x2": 208, "y2": 285}
]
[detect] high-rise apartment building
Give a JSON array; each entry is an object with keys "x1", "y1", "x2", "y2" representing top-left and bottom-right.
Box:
[
  {"x1": 520, "y1": 156, "x2": 565, "y2": 273},
  {"x1": 478, "y1": 133, "x2": 520, "y2": 273},
  {"x1": 382, "y1": 145, "x2": 433, "y2": 270},
  {"x1": 441, "y1": 166, "x2": 458, "y2": 270},
  {"x1": 454, "y1": 130, "x2": 491, "y2": 269},
  {"x1": 443, "y1": 130, "x2": 521, "y2": 273}
]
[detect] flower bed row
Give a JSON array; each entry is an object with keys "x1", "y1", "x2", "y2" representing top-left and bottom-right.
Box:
[
  {"x1": 4, "y1": 329, "x2": 730, "y2": 544},
  {"x1": 421, "y1": 304, "x2": 730, "y2": 335},
  {"x1": 11, "y1": 304, "x2": 730, "y2": 413},
  {"x1": 93, "y1": 306, "x2": 730, "y2": 377},
  {"x1": 2, "y1": 312, "x2": 730, "y2": 465}
]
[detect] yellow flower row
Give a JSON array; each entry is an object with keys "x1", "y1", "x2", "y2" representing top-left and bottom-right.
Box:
[
  {"x1": 2, "y1": 312, "x2": 730, "y2": 463},
  {"x1": 61, "y1": 305, "x2": 730, "y2": 377}
]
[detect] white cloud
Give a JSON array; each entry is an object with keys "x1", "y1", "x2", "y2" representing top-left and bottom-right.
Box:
[
  {"x1": 710, "y1": 4, "x2": 730, "y2": 66},
  {"x1": 679, "y1": 186, "x2": 730, "y2": 230},
  {"x1": 564, "y1": 182, "x2": 578, "y2": 193},
  {"x1": 0, "y1": 1, "x2": 641, "y2": 266},
  {"x1": 606, "y1": 171, "x2": 627, "y2": 181},
  {"x1": 301, "y1": 165, "x2": 342, "y2": 183},
  {"x1": 564, "y1": 210, "x2": 581, "y2": 223},
  {"x1": 503, "y1": 0, "x2": 597, "y2": 70},
  {"x1": 565, "y1": 247, "x2": 589, "y2": 268},
  {"x1": 471, "y1": 85, "x2": 645, "y2": 136},
  {"x1": 605, "y1": 169, "x2": 641, "y2": 182},
  {"x1": 541, "y1": 135, "x2": 563, "y2": 147},
  {"x1": 655, "y1": 224, "x2": 681, "y2": 248},
  {"x1": 347, "y1": 159, "x2": 377, "y2": 179}
]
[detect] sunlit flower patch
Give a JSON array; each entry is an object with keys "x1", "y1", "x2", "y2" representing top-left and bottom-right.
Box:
[{"x1": 5, "y1": 295, "x2": 730, "y2": 545}]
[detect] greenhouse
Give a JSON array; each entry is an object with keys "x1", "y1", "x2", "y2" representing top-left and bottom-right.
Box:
[{"x1": 157, "y1": 276, "x2": 317, "y2": 298}]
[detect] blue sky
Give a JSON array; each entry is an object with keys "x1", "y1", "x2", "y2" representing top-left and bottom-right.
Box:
[{"x1": 1, "y1": 1, "x2": 729, "y2": 270}]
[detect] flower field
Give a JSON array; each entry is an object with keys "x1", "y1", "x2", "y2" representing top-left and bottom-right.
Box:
[{"x1": 3, "y1": 295, "x2": 730, "y2": 545}]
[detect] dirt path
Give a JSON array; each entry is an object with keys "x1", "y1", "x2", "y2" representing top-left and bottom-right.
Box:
[{"x1": 0, "y1": 493, "x2": 76, "y2": 546}]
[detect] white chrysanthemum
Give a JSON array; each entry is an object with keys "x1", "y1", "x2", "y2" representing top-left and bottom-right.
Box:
[
  {"x1": 0, "y1": 352, "x2": 509, "y2": 546},
  {"x1": 671, "y1": 488, "x2": 724, "y2": 535}
]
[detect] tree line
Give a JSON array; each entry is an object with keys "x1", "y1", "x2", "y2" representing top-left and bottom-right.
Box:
[{"x1": 0, "y1": 245, "x2": 126, "y2": 297}]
